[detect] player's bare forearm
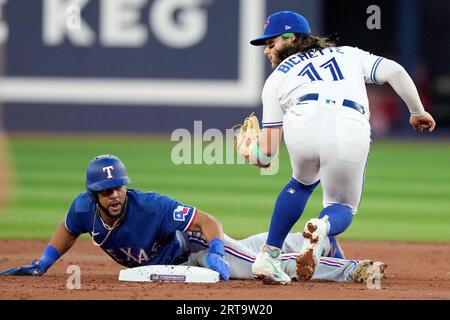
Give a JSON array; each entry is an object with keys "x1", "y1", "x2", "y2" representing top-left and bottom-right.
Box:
[
  {"x1": 188, "y1": 210, "x2": 224, "y2": 243},
  {"x1": 48, "y1": 220, "x2": 79, "y2": 257},
  {"x1": 247, "y1": 126, "x2": 283, "y2": 168},
  {"x1": 258, "y1": 127, "x2": 283, "y2": 156}
]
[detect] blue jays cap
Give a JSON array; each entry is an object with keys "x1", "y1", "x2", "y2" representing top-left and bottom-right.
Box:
[{"x1": 250, "y1": 11, "x2": 311, "y2": 46}]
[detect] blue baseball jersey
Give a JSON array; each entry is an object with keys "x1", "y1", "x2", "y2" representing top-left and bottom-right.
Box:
[{"x1": 64, "y1": 189, "x2": 197, "y2": 268}]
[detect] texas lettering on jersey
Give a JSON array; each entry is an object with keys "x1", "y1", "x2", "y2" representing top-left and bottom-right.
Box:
[
  {"x1": 106, "y1": 247, "x2": 150, "y2": 265},
  {"x1": 104, "y1": 234, "x2": 175, "y2": 267}
]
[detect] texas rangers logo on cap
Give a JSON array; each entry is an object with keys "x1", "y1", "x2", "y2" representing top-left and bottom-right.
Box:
[
  {"x1": 264, "y1": 19, "x2": 269, "y2": 29},
  {"x1": 173, "y1": 206, "x2": 190, "y2": 221},
  {"x1": 103, "y1": 165, "x2": 114, "y2": 179}
]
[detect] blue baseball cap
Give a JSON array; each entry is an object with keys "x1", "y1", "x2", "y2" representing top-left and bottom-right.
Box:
[
  {"x1": 250, "y1": 11, "x2": 311, "y2": 46},
  {"x1": 86, "y1": 155, "x2": 131, "y2": 192}
]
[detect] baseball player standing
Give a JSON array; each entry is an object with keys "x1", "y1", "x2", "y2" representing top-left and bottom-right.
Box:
[
  {"x1": 0, "y1": 154, "x2": 386, "y2": 283},
  {"x1": 247, "y1": 11, "x2": 436, "y2": 284}
]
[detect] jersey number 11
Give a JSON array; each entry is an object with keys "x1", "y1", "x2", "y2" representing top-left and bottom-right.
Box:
[{"x1": 298, "y1": 57, "x2": 344, "y2": 82}]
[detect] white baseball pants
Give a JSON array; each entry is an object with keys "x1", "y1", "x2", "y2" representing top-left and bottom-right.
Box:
[{"x1": 283, "y1": 102, "x2": 371, "y2": 213}]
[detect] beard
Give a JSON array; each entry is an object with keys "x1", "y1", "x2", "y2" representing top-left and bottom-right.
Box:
[
  {"x1": 271, "y1": 43, "x2": 298, "y2": 69},
  {"x1": 98, "y1": 200, "x2": 125, "y2": 219},
  {"x1": 107, "y1": 202, "x2": 123, "y2": 217}
]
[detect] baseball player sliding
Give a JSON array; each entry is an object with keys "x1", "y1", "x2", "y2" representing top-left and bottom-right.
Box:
[
  {"x1": 241, "y1": 11, "x2": 436, "y2": 284},
  {"x1": 0, "y1": 155, "x2": 386, "y2": 283}
]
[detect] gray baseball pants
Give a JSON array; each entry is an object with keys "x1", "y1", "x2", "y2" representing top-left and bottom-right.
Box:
[{"x1": 182, "y1": 231, "x2": 361, "y2": 281}]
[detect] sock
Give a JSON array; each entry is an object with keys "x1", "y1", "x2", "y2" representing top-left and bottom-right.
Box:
[
  {"x1": 266, "y1": 178, "x2": 319, "y2": 248},
  {"x1": 319, "y1": 204, "x2": 354, "y2": 236}
]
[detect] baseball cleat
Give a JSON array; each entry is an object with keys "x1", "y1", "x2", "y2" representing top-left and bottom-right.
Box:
[
  {"x1": 252, "y1": 244, "x2": 291, "y2": 285},
  {"x1": 296, "y1": 216, "x2": 328, "y2": 281},
  {"x1": 324, "y1": 235, "x2": 346, "y2": 259},
  {"x1": 351, "y1": 260, "x2": 387, "y2": 283}
]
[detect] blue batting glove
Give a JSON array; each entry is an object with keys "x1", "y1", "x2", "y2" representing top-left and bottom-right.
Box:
[
  {"x1": 206, "y1": 253, "x2": 231, "y2": 281},
  {"x1": 0, "y1": 260, "x2": 47, "y2": 276},
  {"x1": 206, "y1": 238, "x2": 231, "y2": 281},
  {"x1": 0, "y1": 245, "x2": 60, "y2": 276}
]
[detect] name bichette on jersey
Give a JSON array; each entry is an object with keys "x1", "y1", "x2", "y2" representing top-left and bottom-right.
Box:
[{"x1": 276, "y1": 47, "x2": 344, "y2": 74}]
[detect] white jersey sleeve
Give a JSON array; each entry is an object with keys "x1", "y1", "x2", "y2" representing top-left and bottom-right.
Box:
[
  {"x1": 356, "y1": 47, "x2": 426, "y2": 116},
  {"x1": 261, "y1": 76, "x2": 283, "y2": 128},
  {"x1": 356, "y1": 47, "x2": 385, "y2": 84}
]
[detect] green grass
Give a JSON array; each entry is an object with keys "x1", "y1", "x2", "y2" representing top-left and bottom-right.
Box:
[{"x1": 0, "y1": 136, "x2": 449, "y2": 242}]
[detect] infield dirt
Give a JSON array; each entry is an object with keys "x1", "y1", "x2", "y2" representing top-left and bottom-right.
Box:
[{"x1": 0, "y1": 239, "x2": 449, "y2": 300}]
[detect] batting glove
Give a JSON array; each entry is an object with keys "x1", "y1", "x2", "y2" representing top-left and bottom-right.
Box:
[
  {"x1": 206, "y1": 238, "x2": 231, "y2": 281},
  {"x1": 0, "y1": 260, "x2": 48, "y2": 276},
  {"x1": 0, "y1": 245, "x2": 60, "y2": 276}
]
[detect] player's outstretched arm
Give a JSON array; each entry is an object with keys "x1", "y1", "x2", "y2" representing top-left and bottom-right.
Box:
[
  {"x1": 187, "y1": 211, "x2": 230, "y2": 281},
  {"x1": 0, "y1": 220, "x2": 79, "y2": 276},
  {"x1": 374, "y1": 58, "x2": 436, "y2": 132}
]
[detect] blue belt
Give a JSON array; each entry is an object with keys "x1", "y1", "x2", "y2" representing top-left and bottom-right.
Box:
[{"x1": 297, "y1": 94, "x2": 365, "y2": 115}]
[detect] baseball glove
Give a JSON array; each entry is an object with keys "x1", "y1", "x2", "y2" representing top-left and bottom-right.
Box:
[{"x1": 233, "y1": 112, "x2": 260, "y2": 158}]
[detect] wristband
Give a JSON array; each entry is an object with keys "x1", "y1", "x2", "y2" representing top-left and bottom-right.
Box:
[
  {"x1": 251, "y1": 142, "x2": 275, "y2": 165},
  {"x1": 208, "y1": 238, "x2": 225, "y2": 256},
  {"x1": 38, "y1": 245, "x2": 61, "y2": 271}
]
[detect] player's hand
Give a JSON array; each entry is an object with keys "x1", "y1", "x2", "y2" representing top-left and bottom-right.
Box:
[
  {"x1": 205, "y1": 253, "x2": 231, "y2": 281},
  {"x1": 410, "y1": 112, "x2": 436, "y2": 132},
  {"x1": 0, "y1": 259, "x2": 47, "y2": 276},
  {"x1": 245, "y1": 154, "x2": 271, "y2": 168}
]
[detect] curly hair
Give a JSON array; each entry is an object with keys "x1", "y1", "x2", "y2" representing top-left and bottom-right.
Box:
[{"x1": 276, "y1": 34, "x2": 339, "y2": 62}]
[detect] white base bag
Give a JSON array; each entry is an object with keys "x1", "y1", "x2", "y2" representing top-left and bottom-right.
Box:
[{"x1": 118, "y1": 265, "x2": 220, "y2": 283}]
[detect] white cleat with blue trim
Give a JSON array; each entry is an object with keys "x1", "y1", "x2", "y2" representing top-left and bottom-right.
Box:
[{"x1": 252, "y1": 244, "x2": 291, "y2": 285}]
